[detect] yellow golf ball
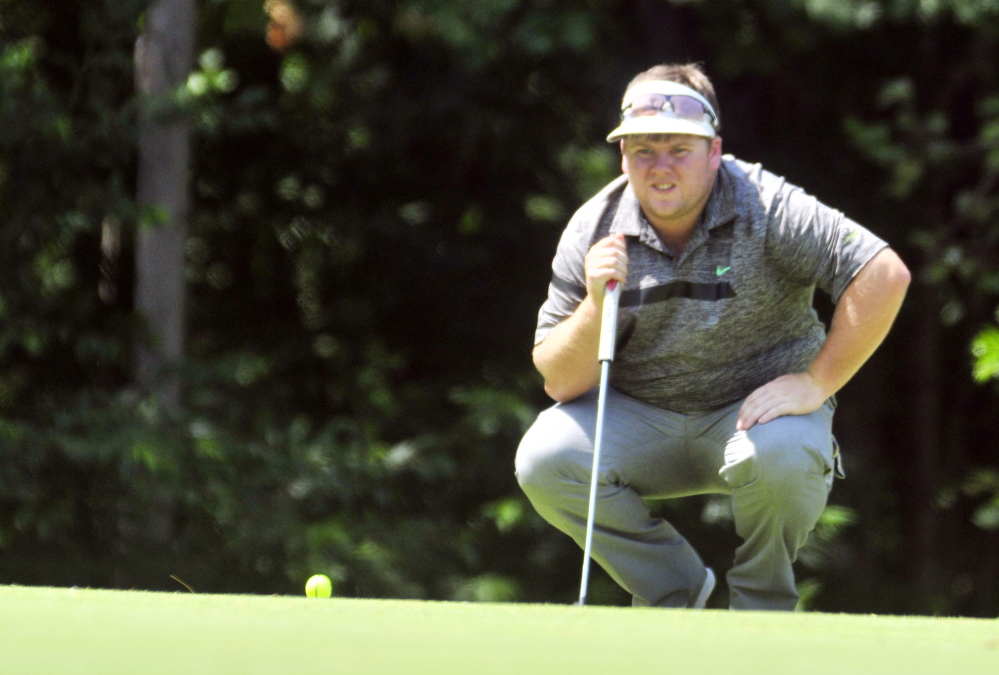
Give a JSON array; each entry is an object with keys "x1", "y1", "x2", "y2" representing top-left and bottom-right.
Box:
[{"x1": 305, "y1": 574, "x2": 332, "y2": 598}]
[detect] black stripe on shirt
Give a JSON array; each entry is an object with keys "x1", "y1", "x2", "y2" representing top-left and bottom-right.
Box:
[
  {"x1": 550, "y1": 275, "x2": 735, "y2": 306},
  {"x1": 621, "y1": 281, "x2": 736, "y2": 306},
  {"x1": 550, "y1": 274, "x2": 586, "y2": 299}
]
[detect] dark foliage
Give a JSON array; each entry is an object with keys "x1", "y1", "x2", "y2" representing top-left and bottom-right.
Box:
[{"x1": 1, "y1": 0, "x2": 997, "y2": 615}]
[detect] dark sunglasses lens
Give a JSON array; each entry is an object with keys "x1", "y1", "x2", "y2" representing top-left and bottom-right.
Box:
[
  {"x1": 628, "y1": 94, "x2": 667, "y2": 117},
  {"x1": 669, "y1": 95, "x2": 707, "y2": 120},
  {"x1": 622, "y1": 93, "x2": 714, "y2": 127}
]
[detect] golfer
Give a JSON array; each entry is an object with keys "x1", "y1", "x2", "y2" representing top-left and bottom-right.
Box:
[{"x1": 515, "y1": 64, "x2": 910, "y2": 610}]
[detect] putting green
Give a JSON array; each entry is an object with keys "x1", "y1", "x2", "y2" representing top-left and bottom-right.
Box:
[{"x1": 1, "y1": 585, "x2": 997, "y2": 674}]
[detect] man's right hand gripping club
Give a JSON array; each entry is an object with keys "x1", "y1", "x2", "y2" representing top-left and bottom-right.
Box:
[{"x1": 533, "y1": 233, "x2": 629, "y2": 402}]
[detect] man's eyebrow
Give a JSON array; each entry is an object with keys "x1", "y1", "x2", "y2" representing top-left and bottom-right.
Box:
[
  {"x1": 625, "y1": 134, "x2": 703, "y2": 152},
  {"x1": 628, "y1": 141, "x2": 694, "y2": 151}
]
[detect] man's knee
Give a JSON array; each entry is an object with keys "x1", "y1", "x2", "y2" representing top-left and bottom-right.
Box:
[
  {"x1": 723, "y1": 415, "x2": 834, "y2": 555},
  {"x1": 515, "y1": 409, "x2": 590, "y2": 498},
  {"x1": 722, "y1": 414, "x2": 833, "y2": 498}
]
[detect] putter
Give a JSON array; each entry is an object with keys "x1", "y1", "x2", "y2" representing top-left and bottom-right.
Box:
[{"x1": 577, "y1": 279, "x2": 621, "y2": 607}]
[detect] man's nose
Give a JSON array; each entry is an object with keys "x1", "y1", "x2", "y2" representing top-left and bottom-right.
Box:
[{"x1": 652, "y1": 151, "x2": 674, "y2": 171}]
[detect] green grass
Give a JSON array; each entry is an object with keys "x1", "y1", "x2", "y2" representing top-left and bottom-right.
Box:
[{"x1": 1, "y1": 585, "x2": 997, "y2": 674}]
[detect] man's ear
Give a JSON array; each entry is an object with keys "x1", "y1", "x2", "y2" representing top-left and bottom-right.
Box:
[{"x1": 709, "y1": 136, "x2": 723, "y2": 169}]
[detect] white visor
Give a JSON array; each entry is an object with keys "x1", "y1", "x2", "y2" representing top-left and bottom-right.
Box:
[{"x1": 606, "y1": 81, "x2": 719, "y2": 142}]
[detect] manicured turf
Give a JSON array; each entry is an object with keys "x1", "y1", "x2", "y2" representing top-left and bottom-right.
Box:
[{"x1": 1, "y1": 585, "x2": 997, "y2": 674}]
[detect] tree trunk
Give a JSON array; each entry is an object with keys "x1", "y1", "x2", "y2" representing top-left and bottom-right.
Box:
[
  {"x1": 134, "y1": 0, "x2": 195, "y2": 413},
  {"x1": 119, "y1": 0, "x2": 195, "y2": 586}
]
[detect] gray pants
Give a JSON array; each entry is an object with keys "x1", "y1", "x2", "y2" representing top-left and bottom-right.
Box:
[{"x1": 515, "y1": 388, "x2": 839, "y2": 610}]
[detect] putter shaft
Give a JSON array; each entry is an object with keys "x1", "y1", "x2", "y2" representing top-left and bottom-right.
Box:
[{"x1": 577, "y1": 281, "x2": 621, "y2": 607}]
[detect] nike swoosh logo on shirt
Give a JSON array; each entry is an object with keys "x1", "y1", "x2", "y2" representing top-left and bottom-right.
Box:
[{"x1": 715, "y1": 266, "x2": 731, "y2": 276}]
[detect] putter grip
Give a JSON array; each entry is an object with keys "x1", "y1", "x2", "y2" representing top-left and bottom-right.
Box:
[{"x1": 597, "y1": 281, "x2": 621, "y2": 363}]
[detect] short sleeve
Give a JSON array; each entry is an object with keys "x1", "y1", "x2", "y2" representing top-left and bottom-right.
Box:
[
  {"x1": 766, "y1": 186, "x2": 888, "y2": 303},
  {"x1": 534, "y1": 215, "x2": 590, "y2": 345}
]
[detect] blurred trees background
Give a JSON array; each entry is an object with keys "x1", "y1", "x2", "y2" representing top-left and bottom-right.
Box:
[{"x1": 0, "y1": 0, "x2": 997, "y2": 615}]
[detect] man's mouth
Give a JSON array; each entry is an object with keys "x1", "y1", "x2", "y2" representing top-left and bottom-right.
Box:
[{"x1": 651, "y1": 182, "x2": 676, "y2": 192}]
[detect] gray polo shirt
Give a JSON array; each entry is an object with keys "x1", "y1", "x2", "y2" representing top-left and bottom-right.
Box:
[{"x1": 535, "y1": 155, "x2": 888, "y2": 414}]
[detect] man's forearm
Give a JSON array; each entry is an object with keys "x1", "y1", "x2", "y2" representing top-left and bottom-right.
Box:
[
  {"x1": 533, "y1": 296, "x2": 604, "y2": 402},
  {"x1": 536, "y1": 233, "x2": 628, "y2": 402},
  {"x1": 808, "y1": 247, "x2": 911, "y2": 397},
  {"x1": 737, "y1": 247, "x2": 910, "y2": 430}
]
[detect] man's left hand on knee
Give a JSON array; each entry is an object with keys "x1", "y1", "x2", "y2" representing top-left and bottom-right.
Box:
[{"x1": 736, "y1": 373, "x2": 828, "y2": 430}]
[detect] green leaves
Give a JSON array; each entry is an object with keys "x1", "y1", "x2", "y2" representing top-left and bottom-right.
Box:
[
  {"x1": 1, "y1": 0, "x2": 998, "y2": 613},
  {"x1": 971, "y1": 326, "x2": 999, "y2": 383},
  {"x1": 962, "y1": 468, "x2": 999, "y2": 531}
]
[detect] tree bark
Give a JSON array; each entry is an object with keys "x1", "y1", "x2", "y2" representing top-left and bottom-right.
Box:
[
  {"x1": 118, "y1": 0, "x2": 196, "y2": 585},
  {"x1": 134, "y1": 0, "x2": 195, "y2": 412}
]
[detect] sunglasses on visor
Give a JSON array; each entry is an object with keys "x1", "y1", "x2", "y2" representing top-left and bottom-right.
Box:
[{"x1": 621, "y1": 93, "x2": 718, "y2": 129}]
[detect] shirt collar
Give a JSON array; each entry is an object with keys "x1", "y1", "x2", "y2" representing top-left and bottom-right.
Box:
[
  {"x1": 700, "y1": 161, "x2": 739, "y2": 231},
  {"x1": 608, "y1": 185, "x2": 667, "y2": 252}
]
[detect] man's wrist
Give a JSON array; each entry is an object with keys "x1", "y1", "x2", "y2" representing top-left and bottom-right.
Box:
[
  {"x1": 578, "y1": 293, "x2": 602, "y2": 320},
  {"x1": 805, "y1": 368, "x2": 839, "y2": 401}
]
